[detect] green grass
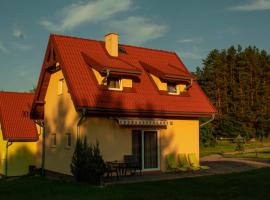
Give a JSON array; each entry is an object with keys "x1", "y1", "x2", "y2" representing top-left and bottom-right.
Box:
[
  {"x1": 1, "y1": 168, "x2": 270, "y2": 200},
  {"x1": 224, "y1": 151, "x2": 270, "y2": 159},
  {"x1": 200, "y1": 140, "x2": 270, "y2": 157}
]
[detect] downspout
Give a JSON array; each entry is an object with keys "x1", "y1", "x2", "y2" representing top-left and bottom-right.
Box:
[
  {"x1": 34, "y1": 120, "x2": 45, "y2": 176},
  {"x1": 200, "y1": 114, "x2": 215, "y2": 127},
  {"x1": 77, "y1": 108, "x2": 87, "y2": 139},
  {"x1": 5, "y1": 141, "x2": 13, "y2": 177},
  {"x1": 41, "y1": 122, "x2": 45, "y2": 176}
]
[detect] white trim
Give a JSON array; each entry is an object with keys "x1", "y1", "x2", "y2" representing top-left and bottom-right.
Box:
[
  {"x1": 141, "y1": 130, "x2": 160, "y2": 171},
  {"x1": 108, "y1": 78, "x2": 123, "y2": 91}
]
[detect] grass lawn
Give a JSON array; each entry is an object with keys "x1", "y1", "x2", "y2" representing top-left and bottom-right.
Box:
[
  {"x1": 224, "y1": 151, "x2": 270, "y2": 159},
  {"x1": 1, "y1": 168, "x2": 270, "y2": 200},
  {"x1": 200, "y1": 140, "x2": 270, "y2": 157}
]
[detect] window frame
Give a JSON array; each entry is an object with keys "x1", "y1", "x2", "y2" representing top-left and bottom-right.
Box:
[
  {"x1": 58, "y1": 78, "x2": 64, "y2": 95},
  {"x1": 107, "y1": 77, "x2": 123, "y2": 91},
  {"x1": 167, "y1": 82, "x2": 179, "y2": 95}
]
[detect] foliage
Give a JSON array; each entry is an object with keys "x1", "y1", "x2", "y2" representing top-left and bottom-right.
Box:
[
  {"x1": 70, "y1": 137, "x2": 105, "y2": 185},
  {"x1": 196, "y1": 46, "x2": 270, "y2": 140},
  {"x1": 234, "y1": 135, "x2": 245, "y2": 152},
  {"x1": 200, "y1": 120, "x2": 216, "y2": 147}
]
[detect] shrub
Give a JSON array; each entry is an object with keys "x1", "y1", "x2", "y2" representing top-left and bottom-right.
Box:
[{"x1": 70, "y1": 137, "x2": 105, "y2": 185}]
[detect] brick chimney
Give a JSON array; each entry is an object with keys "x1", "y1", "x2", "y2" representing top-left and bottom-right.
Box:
[{"x1": 105, "y1": 33, "x2": 118, "y2": 57}]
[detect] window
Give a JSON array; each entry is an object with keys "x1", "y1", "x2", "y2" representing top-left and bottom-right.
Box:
[
  {"x1": 107, "y1": 77, "x2": 122, "y2": 90},
  {"x1": 167, "y1": 83, "x2": 178, "y2": 95},
  {"x1": 66, "y1": 133, "x2": 72, "y2": 148},
  {"x1": 50, "y1": 134, "x2": 56, "y2": 147},
  {"x1": 58, "y1": 78, "x2": 64, "y2": 95}
]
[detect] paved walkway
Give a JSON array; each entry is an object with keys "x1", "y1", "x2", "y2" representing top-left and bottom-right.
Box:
[{"x1": 105, "y1": 155, "x2": 270, "y2": 185}]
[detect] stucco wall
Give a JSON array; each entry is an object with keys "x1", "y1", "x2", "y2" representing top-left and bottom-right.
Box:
[
  {"x1": 160, "y1": 119, "x2": 199, "y2": 171},
  {"x1": 44, "y1": 70, "x2": 79, "y2": 175},
  {"x1": 0, "y1": 124, "x2": 40, "y2": 176},
  {"x1": 43, "y1": 70, "x2": 199, "y2": 175}
]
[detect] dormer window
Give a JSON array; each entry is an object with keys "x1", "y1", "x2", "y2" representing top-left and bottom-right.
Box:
[
  {"x1": 107, "y1": 77, "x2": 122, "y2": 91},
  {"x1": 167, "y1": 83, "x2": 179, "y2": 95}
]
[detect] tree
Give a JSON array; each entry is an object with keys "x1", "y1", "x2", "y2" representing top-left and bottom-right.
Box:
[{"x1": 196, "y1": 46, "x2": 270, "y2": 142}]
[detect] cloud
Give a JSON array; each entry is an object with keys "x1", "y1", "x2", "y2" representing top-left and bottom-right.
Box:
[
  {"x1": 177, "y1": 46, "x2": 205, "y2": 61},
  {"x1": 108, "y1": 16, "x2": 168, "y2": 45},
  {"x1": 229, "y1": 0, "x2": 270, "y2": 11},
  {"x1": 12, "y1": 42, "x2": 32, "y2": 51},
  {"x1": 13, "y1": 28, "x2": 25, "y2": 38},
  {"x1": 40, "y1": 0, "x2": 133, "y2": 32},
  {"x1": 177, "y1": 37, "x2": 204, "y2": 44},
  {"x1": 0, "y1": 41, "x2": 9, "y2": 53}
]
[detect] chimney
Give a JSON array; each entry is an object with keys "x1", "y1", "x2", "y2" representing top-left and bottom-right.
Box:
[{"x1": 105, "y1": 33, "x2": 118, "y2": 57}]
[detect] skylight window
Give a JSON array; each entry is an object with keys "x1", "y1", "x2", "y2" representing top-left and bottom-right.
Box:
[
  {"x1": 167, "y1": 83, "x2": 179, "y2": 95},
  {"x1": 119, "y1": 46, "x2": 127, "y2": 54},
  {"x1": 107, "y1": 77, "x2": 122, "y2": 91}
]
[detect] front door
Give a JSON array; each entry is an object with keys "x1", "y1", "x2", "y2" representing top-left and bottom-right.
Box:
[{"x1": 132, "y1": 130, "x2": 159, "y2": 171}]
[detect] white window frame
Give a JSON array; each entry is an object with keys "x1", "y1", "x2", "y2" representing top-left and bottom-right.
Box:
[
  {"x1": 58, "y1": 78, "x2": 64, "y2": 95},
  {"x1": 141, "y1": 130, "x2": 160, "y2": 171},
  {"x1": 107, "y1": 77, "x2": 123, "y2": 91},
  {"x1": 167, "y1": 83, "x2": 179, "y2": 95}
]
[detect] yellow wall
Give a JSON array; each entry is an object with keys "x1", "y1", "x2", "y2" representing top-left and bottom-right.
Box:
[
  {"x1": 44, "y1": 70, "x2": 80, "y2": 175},
  {"x1": 150, "y1": 74, "x2": 167, "y2": 91},
  {"x1": 0, "y1": 124, "x2": 41, "y2": 176},
  {"x1": 81, "y1": 118, "x2": 132, "y2": 162},
  {"x1": 43, "y1": 70, "x2": 199, "y2": 175},
  {"x1": 160, "y1": 119, "x2": 199, "y2": 171}
]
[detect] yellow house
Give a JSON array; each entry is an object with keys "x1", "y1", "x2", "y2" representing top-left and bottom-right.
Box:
[
  {"x1": 0, "y1": 92, "x2": 40, "y2": 177},
  {"x1": 31, "y1": 33, "x2": 216, "y2": 176}
]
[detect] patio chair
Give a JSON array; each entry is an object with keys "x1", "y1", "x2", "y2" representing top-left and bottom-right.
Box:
[
  {"x1": 188, "y1": 153, "x2": 209, "y2": 170},
  {"x1": 124, "y1": 155, "x2": 142, "y2": 176},
  {"x1": 177, "y1": 154, "x2": 196, "y2": 171},
  {"x1": 105, "y1": 162, "x2": 119, "y2": 180},
  {"x1": 166, "y1": 154, "x2": 188, "y2": 172}
]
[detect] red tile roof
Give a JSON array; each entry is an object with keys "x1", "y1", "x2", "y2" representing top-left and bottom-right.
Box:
[
  {"x1": 32, "y1": 34, "x2": 216, "y2": 119},
  {"x1": 0, "y1": 92, "x2": 38, "y2": 141}
]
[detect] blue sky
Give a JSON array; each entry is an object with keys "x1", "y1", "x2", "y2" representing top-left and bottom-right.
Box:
[{"x1": 0, "y1": 0, "x2": 270, "y2": 91}]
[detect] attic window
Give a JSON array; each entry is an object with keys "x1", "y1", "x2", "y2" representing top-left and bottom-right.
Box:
[
  {"x1": 107, "y1": 77, "x2": 122, "y2": 91},
  {"x1": 119, "y1": 46, "x2": 127, "y2": 54},
  {"x1": 167, "y1": 83, "x2": 179, "y2": 95},
  {"x1": 58, "y1": 78, "x2": 64, "y2": 95}
]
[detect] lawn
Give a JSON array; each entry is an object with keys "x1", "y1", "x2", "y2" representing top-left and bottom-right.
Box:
[
  {"x1": 1, "y1": 168, "x2": 270, "y2": 200},
  {"x1": 224, "y1": 151, "x2": 270, "y2": 159},
  {"x1": 200, "y1": 140, "x2": 270, "y2": 157}
]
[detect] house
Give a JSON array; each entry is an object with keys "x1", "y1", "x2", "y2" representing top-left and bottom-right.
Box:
[
  {"x1": 31, "y1": 33, "x2": 216, "y2": 175},
  {"x1": 0, "y1": 92, "x2": 40, "y2": 176}
]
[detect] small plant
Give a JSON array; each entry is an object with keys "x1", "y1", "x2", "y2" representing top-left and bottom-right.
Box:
[
  {"x1": 234, "y1": 134, "x2": 245, "y2": 152},
  {"x1": 70, "y1": 137, "x2": 105, "y2": 185}
]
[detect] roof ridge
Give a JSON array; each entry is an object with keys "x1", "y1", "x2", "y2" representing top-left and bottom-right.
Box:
[{"x1": 51, "y1": 33, "x2": 175, "y2": 55}]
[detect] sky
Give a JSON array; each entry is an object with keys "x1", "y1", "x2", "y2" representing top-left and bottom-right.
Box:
[{"x1": 0, "y1": 0, "x2": 270, "y2": 92}]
